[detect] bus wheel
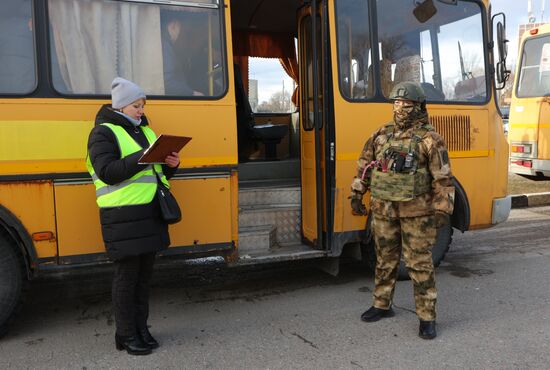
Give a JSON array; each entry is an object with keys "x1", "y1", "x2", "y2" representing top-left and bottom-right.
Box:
[
  {"x1": 0, "y1": 229, "x2": 26, "y2": 338},
  {"x1": 362, "y1": 223, "x2": 453, "y2": 281}
]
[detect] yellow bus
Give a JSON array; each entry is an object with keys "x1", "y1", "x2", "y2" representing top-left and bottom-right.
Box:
[
  {"x1": 509, "y1": 23, "x2": 550, "y2": 179},
  {"x1": 0, "y1": 0, "x2": 510, "y2": 336}
]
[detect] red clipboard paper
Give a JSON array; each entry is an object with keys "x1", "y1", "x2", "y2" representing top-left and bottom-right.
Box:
[{"x1": 138, "y1": 135, "x2": 192, "y2": 164}]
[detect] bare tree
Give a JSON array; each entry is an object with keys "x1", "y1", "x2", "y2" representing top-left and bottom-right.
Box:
[{"x1": 256, "y1": 90, "x2": 293, "y2": 113}]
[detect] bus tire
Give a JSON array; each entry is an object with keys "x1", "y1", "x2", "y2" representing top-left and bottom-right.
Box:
[
  {"x1": 362, "y1": 222, "x2": 453, "y2": 281},
  {"x1": 0, "y1": 228, "x2": 27, "y2": 339}
]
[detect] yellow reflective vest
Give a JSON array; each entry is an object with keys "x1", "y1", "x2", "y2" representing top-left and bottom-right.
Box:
[{"x1": 86, "y1": 123, "x2": 170, "y2": 208}]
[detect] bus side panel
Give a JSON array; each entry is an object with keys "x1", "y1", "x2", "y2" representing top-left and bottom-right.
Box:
[
  {"x1": 168, "y1": 177, "x2": 232, "y2": 247},
  {"x1": 54, "y1": 183, "x2": 104, "y2": 257},
  {"x1": 0, "y1": 182, "x2": 57, "y2": 258},
  {"x1": 54, "y1": 177, "x2": 233, "y2": 257},
  {"x1": 140, "y1": 103, "x2": 238, "y2": 168},
  {"x1": 0, "y1": 118, "x2": 93, "y2": 175},
  {"x1": 508, "y1": 100, "x2": 541, "y2": 145},
  {"x1": 0, "y1": 101, "x2": 239, "y2": 174},
  {"x1": 451, "y1": 157, "x2": 493, "y2": 228},
  {"x1": 333, "y1": 102, "x2": 501, "y2": 231}
]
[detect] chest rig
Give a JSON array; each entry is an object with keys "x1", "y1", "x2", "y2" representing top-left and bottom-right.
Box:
[{"x1": 370, "y1": 123, "x2": 433, "y2": 202}]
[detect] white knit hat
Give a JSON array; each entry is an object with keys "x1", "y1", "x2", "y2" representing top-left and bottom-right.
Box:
[{"x1": 111, "y1": 77, "x2": 146, "y2": 109}]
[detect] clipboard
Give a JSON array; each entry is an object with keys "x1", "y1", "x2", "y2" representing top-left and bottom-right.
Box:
[{"x1": 138, "y1": 135, "x2": 192, "y2": 164}]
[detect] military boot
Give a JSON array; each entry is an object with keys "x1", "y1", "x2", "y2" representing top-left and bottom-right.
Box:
[
  {"x1": 418, "y1": 320, "x2": 436, "y2": 339},
  {"x1": 360, "y1": 306, "x2": 395, "y2": 322}
]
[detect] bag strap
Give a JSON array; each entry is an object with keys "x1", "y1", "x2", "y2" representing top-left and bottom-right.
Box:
[{"x1": 152, "y1": 169, "x2": 166, "y2": 189}]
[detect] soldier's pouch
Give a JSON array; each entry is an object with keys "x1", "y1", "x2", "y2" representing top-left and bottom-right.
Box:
[{"x1": 371, "y1": 168, "x2": 431, "y2": 201}]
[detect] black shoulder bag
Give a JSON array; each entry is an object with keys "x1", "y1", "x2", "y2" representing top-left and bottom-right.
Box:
[{"x1": 154, "y1": 171, "x2": 182, "y2": 224}]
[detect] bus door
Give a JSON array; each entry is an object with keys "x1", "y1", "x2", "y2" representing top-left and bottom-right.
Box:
[
  {"x1": 298, "y1": 2, "x2": 328, "y2": 249},
  {"x1": 535, "y1": 41, "x2": 550, "y2": 161}
]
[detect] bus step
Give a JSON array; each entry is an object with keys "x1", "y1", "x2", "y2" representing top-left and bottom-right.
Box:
[
  {"x1": 238, "y1": 186, "x2": 300, "y2": 207},
  {"x1": 238, "y1": 225, "x2": 276, "y2": 254},
  {"x1": 238, "y1": 159, "x2": 300, "y2": 181},
  {"x1": 239, "y1": 205, "x2": 301, "y2": 245},
  {"x1": 235, "y1": 244, "x2": 326, "y2": 265}
]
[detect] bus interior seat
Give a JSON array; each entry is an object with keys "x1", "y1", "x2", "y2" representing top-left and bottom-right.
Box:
[
  {"x1": 380, "y1": 58, "x2": 393, "y2": 97},
  {"x1": 350, "y1": 62, "x2": 375, "y2": 99},
  {"x1": 384, "y1": 55, "x2": 445, "y2": 101},
  {"x1": 234, "y1": 63, "x2": 257, "y2": 161},
  {"x1": 394, "y1": 54, "x2": 422, "y2": 84},
  {"x1": 421, "y1": 82, "x2": 445, "y2": 101}
]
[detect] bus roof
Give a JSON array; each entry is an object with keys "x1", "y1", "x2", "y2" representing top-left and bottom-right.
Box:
[{"x1": 521, "y1": 23, "x2": 550, "y2": 43}]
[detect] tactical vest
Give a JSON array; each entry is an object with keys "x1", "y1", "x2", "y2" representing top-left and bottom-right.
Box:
[
  {"x1": 370, "y1": 123, "x2": 433, "y2": 202},
  {"x1": 86, "y1": 123, "x2": 170, "y2": 208}
]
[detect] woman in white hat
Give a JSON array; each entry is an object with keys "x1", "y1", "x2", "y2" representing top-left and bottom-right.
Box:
[{"x1": 87, "y1": 77, "x2": 179, "y2": 355}]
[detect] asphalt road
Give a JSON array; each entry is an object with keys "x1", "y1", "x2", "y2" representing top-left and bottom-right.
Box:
[{"x1": 1, "y1": 207, "x2": 550, "y2": 369}]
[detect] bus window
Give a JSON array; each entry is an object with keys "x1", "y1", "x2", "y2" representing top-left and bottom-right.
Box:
[
  {"x1": 376, "y1": 0, "x2": 487, "y2": 103},
  {"x1": 335, "y1": 0, "x2": 374, "y2": 100},
  {"x1": 0, "y1": 0, "x2": 36, "y2": 95},
  {"x1": 517, "y1": 35, "x2": 550, "y2": 98},
  {"x1": 47, "y1": 0, "x2": 225, "y2": 97},
  {"x1": 249, "y1": 57, "x2": 296, "y2": 113},
  {"x1": 300, "y1": 15, "x2": 322, "y2": 130}
]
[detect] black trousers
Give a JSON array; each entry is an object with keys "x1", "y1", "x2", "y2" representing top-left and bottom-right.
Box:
[{"x1": 112, "y1": 252, "x2": 156, "y2": 336}]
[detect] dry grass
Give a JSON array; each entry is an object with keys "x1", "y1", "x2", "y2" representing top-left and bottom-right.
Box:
[{"x1": 508, "y1": 173, "x2": 550, "y2": 195}]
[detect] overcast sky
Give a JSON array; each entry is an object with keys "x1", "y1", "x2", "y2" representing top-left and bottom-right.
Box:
[{"x1": 250, "y1": 0, "x2": 547, "y2": 104}]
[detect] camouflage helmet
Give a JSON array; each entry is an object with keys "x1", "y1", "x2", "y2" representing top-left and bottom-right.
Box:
[{"x1": 389, "y1": 82, "x2": 426, "y2": 103}]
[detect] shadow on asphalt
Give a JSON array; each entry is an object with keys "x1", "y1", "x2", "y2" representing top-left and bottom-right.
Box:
[{"x1": 6, "y1": 258, "x2": 374, "y2": 338}]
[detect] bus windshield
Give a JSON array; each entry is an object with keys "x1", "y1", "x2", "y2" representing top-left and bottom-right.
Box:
[
  {"x1": 336, "y1": 0, "x2": 487, "y2": 103},
  {"x1": 48, "y1": 0, "x2": 225, "y2": 97},
  {"x1": 516, "y1": 35, "x2": 550, "y2": 98}
]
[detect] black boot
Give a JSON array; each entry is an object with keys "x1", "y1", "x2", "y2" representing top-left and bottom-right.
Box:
[
  {"x1": 138, "y1": 327, "x2": 159, "y2": 349},
  {"x1": 360, "y1": 306, "x2": 395, "y2": 322},
  {"x1": 418, "y1": 320, "x2": 437, "y2": 339},
  {"x1": 115, "y1": 334, "x2": 152, "y2": 355}
]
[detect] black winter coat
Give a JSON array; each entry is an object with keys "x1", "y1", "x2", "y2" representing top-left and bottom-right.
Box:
[{"x1": 87, "y1": 105, "x2": 177, "y2": 261}]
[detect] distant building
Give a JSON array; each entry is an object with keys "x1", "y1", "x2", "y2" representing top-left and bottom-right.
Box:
[{"x1": 249, "y1": 79, "x2": 258, "y2": 111}]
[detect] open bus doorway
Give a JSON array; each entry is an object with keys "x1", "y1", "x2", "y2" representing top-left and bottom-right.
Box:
[{"x1": 230, "y1": 0, "x2": 329, "y2": 263}]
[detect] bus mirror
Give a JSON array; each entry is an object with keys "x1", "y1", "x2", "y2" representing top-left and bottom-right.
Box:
[
  {"x1": 413, "y1": 0, "x2": 437, "y2": 23},
  {"x1": 497, "y1": 21, "x2": 508, "y2": 60},
  {"x1": 492, "y1": 13, "x2": 511, "y2": 90},
  {"x1": 496, "y1": 61, "x2": 509, "y2": 86}
]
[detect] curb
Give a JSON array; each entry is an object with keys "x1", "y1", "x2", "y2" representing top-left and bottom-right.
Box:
[{"x1": 511, "y1": 192, "x2": 550, "y2": 208}]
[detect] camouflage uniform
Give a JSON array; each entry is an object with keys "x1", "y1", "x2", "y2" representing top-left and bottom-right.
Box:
[{"x1": 351, "y1": 98, "x2": 454, "y2": 322}]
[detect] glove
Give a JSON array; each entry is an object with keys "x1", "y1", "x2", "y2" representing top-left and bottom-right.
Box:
[
  {"x1": 434, "y1": 211, "x2": 449, "y2": 228},
  {"x1": 351, "y1": 197, "x2": 368, "y2": 216}
]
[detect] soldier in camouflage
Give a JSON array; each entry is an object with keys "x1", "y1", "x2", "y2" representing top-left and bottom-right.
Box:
[{"x1": 350, "y1": 81, "x2": 455, "y2": 339}]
